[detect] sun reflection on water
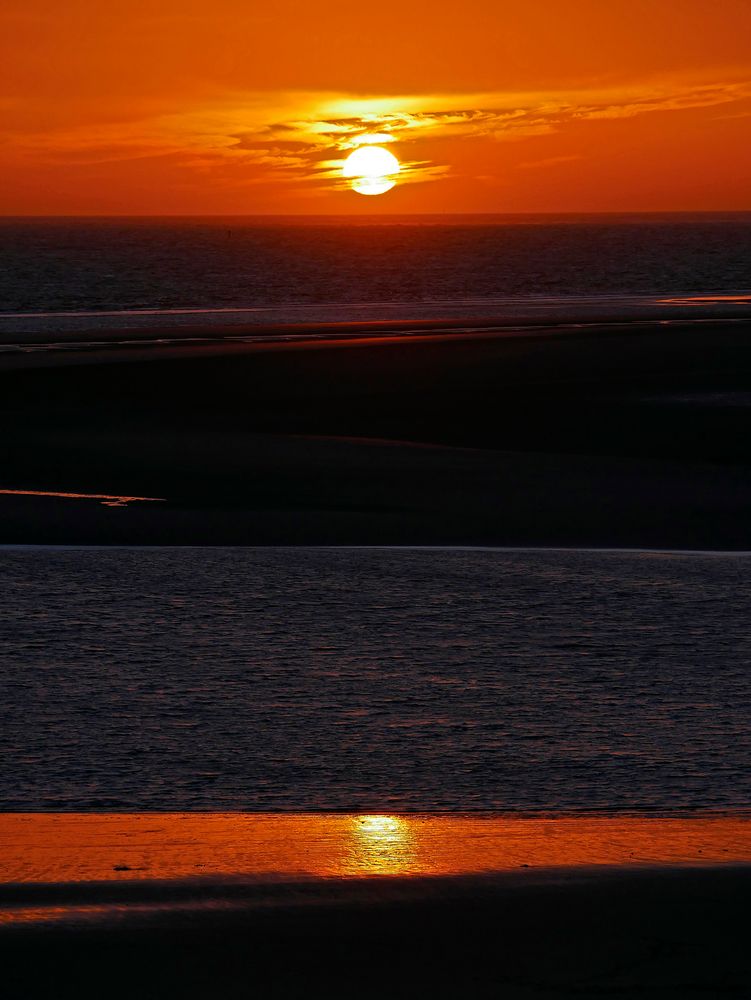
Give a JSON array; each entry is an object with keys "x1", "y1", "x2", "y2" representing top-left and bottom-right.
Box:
[
  {"x1": 344, "y1": 815, "x2": 416, "y2": 875},
  {"x1": 2, "y1": 814, "x2": 751, "y2": 886}
]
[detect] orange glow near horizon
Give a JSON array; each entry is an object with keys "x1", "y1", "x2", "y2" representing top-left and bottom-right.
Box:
[
  {"x1": 1, "y1": 1, "x2": 750, "y2": 214},
  {"x1": 1, "y1": 813, "x2": 750, "y2": 885}
]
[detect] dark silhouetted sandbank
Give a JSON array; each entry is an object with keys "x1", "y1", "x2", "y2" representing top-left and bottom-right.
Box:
[{"x1": 2, "y1": 317, "x2": 751, "y2": 546}]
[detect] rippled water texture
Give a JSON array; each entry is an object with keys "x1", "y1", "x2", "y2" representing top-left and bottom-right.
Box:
[
  {"x1": 3, "y1": 814, "x2": 751, "y2": 885},
  {"x1": 1, "y1": 547, "x2": 749, "y2": 811},
  {"x1": 2, "y1": 216, "x2": 750, "y2": 314}
]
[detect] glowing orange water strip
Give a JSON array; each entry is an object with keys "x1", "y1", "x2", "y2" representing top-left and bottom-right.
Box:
[{"x1": 1, "y1": 814, "x2": 749, "y2": 883}]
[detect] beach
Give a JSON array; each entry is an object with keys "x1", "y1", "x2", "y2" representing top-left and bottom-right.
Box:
[
  {"x1": 4, "y1": 1, "x2": 751, "y2": 989},
  {"x1": 1, "y1": 814, "x2": 750, "y2": 998},
  {"x1": 7, "y1": 865, "x2": 749, "y2": 998},
  {"x1": 2, "y1": 312, "x2": 751, "y2": 547},
  {"x1": 2, "y1": 224, "x2": 751, "y2": 996},
  {"x1": 4, "y1": 541, "x2": 749, "y2": 996}
]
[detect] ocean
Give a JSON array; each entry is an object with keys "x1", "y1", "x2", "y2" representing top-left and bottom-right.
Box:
[
  {"x1": 2, "y1": 546, "x2": 749, "y2": 813},
  {"x1": 1, "y1": 214, "x2": 750, "y2": 335}
]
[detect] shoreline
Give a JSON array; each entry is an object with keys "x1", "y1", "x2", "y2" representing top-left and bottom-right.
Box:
[
  {"x1": 2, "y1": 812, "x2": 750, "y2": 998},
  {"x1": 1, "y1": 311, "x2": 750, "y2": 372}
]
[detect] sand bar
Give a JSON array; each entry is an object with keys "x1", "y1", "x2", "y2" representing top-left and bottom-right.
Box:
[{"x1": 2, "y1": 314, "x2": 751, "y2": 547}]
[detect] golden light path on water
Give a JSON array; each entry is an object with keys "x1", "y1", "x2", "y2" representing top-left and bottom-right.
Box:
[
  {"x1": 2, "y1": 813, "x2": 750, "y2": 927},
  {"x1": 346, "y1": 815, "x2": 417, "y2": 874},
  {"x1": 1, "y1": 814, "x2": 750, "y2": 884}
]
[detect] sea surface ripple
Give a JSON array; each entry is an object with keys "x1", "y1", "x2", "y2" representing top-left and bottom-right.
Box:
[{"x1": 1, "y1": 547, "x2": 749, "y2": 812}]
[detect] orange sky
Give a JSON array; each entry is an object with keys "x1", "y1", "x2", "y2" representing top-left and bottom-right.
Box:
[{"x1": 2, "y1": 1, "x2": 750, "y2": 214}]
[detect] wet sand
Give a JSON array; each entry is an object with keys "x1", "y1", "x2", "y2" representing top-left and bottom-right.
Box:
[
  {"x1": 2, "y1": 316, "x2": 751, "y2": 547},
  {"x1": 1, "y1": 815, "x2": 750, "y2": 998}
]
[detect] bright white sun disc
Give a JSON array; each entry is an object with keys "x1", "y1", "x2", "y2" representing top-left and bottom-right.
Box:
[
  {"x1": 343, "y1": 145, "x2": 400, "y2": 195},
  {"x1": 351, "y1": 177, "x2": 396, "y2": 196},
  {"x1": 343, "y1": 145, "x2": 400, "y2": 179}
]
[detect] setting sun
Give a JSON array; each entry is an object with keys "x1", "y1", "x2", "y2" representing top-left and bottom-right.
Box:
[{"x1": 343, "y1": 145, "x2": 400, "y2": 196}]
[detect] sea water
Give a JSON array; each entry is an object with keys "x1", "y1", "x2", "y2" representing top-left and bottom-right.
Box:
[
  {"x1": 1, "y1": 214, "x2": 750, "y2": 328},
  {"x1": 2, "y1": 546, "x2": 749, "y2": 812}
]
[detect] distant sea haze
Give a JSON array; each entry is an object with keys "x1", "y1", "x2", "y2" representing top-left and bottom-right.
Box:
[{"x1": 1, "y1": 214, "x2": 750, "y2": 318}]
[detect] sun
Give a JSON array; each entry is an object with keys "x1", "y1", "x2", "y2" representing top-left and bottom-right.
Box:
[{"x1": 343, "y1": 145, "x2": 400, "y2": 196}]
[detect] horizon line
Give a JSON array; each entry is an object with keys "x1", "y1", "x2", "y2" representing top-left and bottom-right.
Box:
[{"x1": 2, "y1": 209, "x2": 751, "y2": 221}]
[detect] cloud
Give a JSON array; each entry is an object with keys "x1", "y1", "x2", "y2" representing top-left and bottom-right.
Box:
[
  {"x1": 4, "y1": 77, "x2": 750, "y2": 190},
  {"x1": 225, "y1": 78, "x2": 751, "y2": 186}
]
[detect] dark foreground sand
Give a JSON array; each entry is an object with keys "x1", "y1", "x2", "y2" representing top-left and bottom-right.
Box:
[
  {"x1": 2, "y1": 867, "x2": 750, "y2": 999},
  {"x1": 2, "y1": 316, "x2": 751, "y2": 547}
]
